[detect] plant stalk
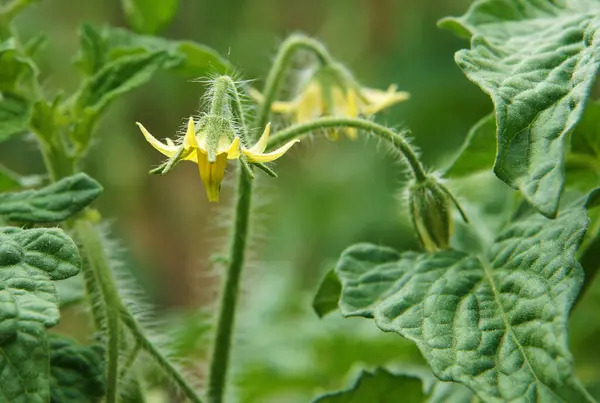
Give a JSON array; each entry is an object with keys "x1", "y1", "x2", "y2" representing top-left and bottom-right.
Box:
[
  {"x1": 205, "y1": 169, "x2": 253, "y2": 403},
  {"x1": 267, "y1": 117, "x2": 428, "y2": 182},
  {"x1": 74, "y1": 220, "x2": 120, "y2": 403}
]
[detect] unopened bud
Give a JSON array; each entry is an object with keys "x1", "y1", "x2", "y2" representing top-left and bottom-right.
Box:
[{"x1": 408, "y1": 177, "x2": 462, "y2": 252}]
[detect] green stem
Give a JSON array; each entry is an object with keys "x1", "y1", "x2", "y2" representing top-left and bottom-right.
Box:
[
  {"x1": 255, "y1": 34, "x2": 334, "y2": 132},
  {"x1": 119, "y1": 304, "x2": 204, "y2": 403},
  {"x1": 74, "y1": 220, "x2": 120, "y2": 403},
  {"x1": 206, "y1": 168, "x2": 253, "y2": 403},
  {"x1": 267, "y1": 117, "x2": 428, "y2": 182}
]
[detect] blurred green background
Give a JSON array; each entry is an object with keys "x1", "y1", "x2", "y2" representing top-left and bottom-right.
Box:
[{"x1": 4, "y1": 0, "x2": 599, "y2": 402}]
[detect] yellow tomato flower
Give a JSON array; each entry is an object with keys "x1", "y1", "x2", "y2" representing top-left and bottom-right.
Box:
[
  {"x1": 136, "y1": 117, "x2": 299, "y2": 202},
  {"x1": 251, "y1": 80, "x2": 409, "y2": 140}
]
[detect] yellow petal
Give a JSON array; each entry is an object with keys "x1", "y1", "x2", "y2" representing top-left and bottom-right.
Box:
[
  {"x1": 249, "y1": 123, "x2": 271, "y2": 153},
  {"x1": 184, "y1": 117, "x2": 198, "y2": 149},
  {"x1": 362, "y1": 87, "x2": 410, "y2": 115},
  {"x1": 243, "y1": 139, "x2": 299, "y2": 163},
  {"x1": 197, "y1": 151, "x2": 228, "y2": 202},
  {"x1": 225, "y1": 136, "x2": 240, "y2": 160},
  {"x1": 136, "y1": 122, "x2": 178, "y2": 158}
]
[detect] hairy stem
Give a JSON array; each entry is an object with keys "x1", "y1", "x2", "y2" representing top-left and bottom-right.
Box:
[
  {"x1": 120, "y1": 304, "x2": 204, "y2": 403},
  {"x1": 255, "y1": 34, "x2": 333, "y2": 132},
  {"x1": 206, "y1": 168, "x2": 253, "y2": 403},
  {"x1": 74, "y1": 220, "x2": 120, "y2": 403},
  {"x1": 267, "y1": 117, "x2": 428, "y2": 182}
]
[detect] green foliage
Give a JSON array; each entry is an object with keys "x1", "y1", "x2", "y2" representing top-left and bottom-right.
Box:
[
  {"x1": 48, "y1": 333, "x2": 105, "y2": 403},
  {"x1": 76, "y1": 24, "x2": 231, "y2": 79},
  {"x1": 0, "y1": 92, "x2": 31, "y2": 142},
  {"x1": 312, "y1": 368, "x2": 429, "y2": 403},
  {"x1": 335, "y1": 197, "x2": 595, "y2": 402},
  {"x1": 312, "y1": 269, "x2": 341, "y2": 318},
  {"x1": 121, "y1": 0, "x2": 179, "y2": 34},
  {"x1": 0, "y1": 173, "x2": 102, "y2": 223},
  {"x1": 0, "y1": 226, "x2": 81, "y2": 402},
  {"x1": 446, "y1": 113, "x2": 495, "y2": 178},
  {"x1": 440, "y1": 0, "x2": 600, "y2": 218},
  {"x1": 568, "y1": 100, "x2": 600, "y2": 192},
  {"x1": 0, "y1": 38, "x2": 36, "y2": 92}
]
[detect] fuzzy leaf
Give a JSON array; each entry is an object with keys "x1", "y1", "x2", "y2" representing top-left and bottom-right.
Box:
[
  {"x1": 439, "y1": 0, "x2": 600, "y2": 217},
  {"x1": 312, "y1": 368, "x2": 428, "y2": 403},
  {"x1": 312, "y1": 269, "x2": 342, "y2": 318},
  {"x1": 0, "y1": 173, "x2": 103, "y2": 223},
  {"x1": 336, "y1": 200, "x2": 594, "y2": 402},
  {"x1": 446, "y1": 113, "x2": 496, "y2": 178},
  {"x1": 0, "y1": 226, "x2": 81, "y2": 402},
  {"x1": 49, "y1": 333, "x2": 105, "y2": 403},
  {"x1": 122, "y1": 0, "x2": 179, "y2": 34},
  {"x1": 0, "y1": 92, "x2": 31, "y2": 143}
]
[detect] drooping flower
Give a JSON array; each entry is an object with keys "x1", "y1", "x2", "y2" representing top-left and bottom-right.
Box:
[
  {"x1": 251, "y1": 72, "x2": 409, "y2": 140},
  {"x1": 136, "y1": 117, "x2": 299, "y2": 202}
]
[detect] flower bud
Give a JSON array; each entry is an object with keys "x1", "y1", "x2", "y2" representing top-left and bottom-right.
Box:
[{"x1": 408, "y1": 177, "x2": 454, "y2": 252}]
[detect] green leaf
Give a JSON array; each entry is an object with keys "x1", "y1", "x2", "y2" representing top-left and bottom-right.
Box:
[
  {"x1": 312, "y1": 368, "x2": 428, "y2": 403},
  {"x1": 0, "y1": 164, "x2": 43, "y2": 193},
  {"x1": 446, "y1": 113, "x2": 495, "y2": 178},
  {"x1": 336, "y1": 200, "x2": 595, "y2": 402},
  {"x1": 49, "y1": 333, "x2": 105, "y2": 403},
  {"x1": 567, "y1": 100, "x2": 600, "y2": 192},
  {"x1": 0, "y1": 38, "x2": 37, "y2": 92},
  {"x1": 0, "y1": 226, "x2": 81, "y2": 402},
  {"x1": 0, "y1": 173, "x2": 103, "y2": 223},
  {"x1": 122, "y1": 0, "x2": 179, "y2": 34},
  {"x1": 0, "y1": 92, "x2": 31, "y2": 142},
  {"x1": 312, "y1": 269, "x2": 342, "y2": 318},
  {"x1": 439, "y1": 0, "x2": 600, "y2": 218},
  {"x1": 76, "y1": 24, "x2": 230, "y2": 78},
  {"x1": 72, "y1": 50, "x2": 182, "y2": 146}
]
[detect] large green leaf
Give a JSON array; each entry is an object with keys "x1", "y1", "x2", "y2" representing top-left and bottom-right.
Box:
[
  {"x1": 122, "y1": 0, "x2": 179, "y2": 34},
  {"x1": 0, "y1": 173, "x2": 103, "y2": 223},
  {"x1": 439, "y1": 0, "x2": 600, "y2": 218},
  {"x1": 312, "y1": 368, "x2": 429, "y2": 403},
  {"x1": 0, "y1": 92, "x2": 31, "y2": 142},
  {"x1": 0, "y1": 226, "x2": 81, "y2": 402},
  {"x1": 49, "y1": 333, "x2": 105, "y2": 403},
  {"x1": 336, "y1": 199, "x2": 595, "y2": 402}
]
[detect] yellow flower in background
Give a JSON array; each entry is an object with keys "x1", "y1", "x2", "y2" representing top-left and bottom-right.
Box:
[
  {"x1": 136, "y1": 118, "x2": 299, "y2": 202},
  {"x1": 251, "y1": 80, "x2": 409, "y2": 140}
]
